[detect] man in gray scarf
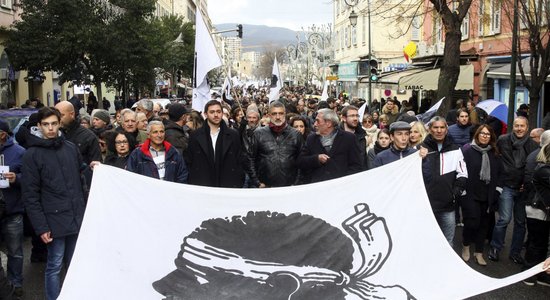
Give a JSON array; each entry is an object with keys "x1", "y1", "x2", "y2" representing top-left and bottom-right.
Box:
[{"x1": 488, "y1": 117, "x2": 538, "y2": 263}]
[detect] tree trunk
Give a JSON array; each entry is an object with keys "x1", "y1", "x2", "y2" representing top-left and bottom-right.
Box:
[
  {"x1": 96, "y1": 80, "x2": 103, "y2": 109},
  {"x1": 528, "y1": 92, "x2": 540, "y2": 130},
  {"x1": 436, "y1": 15, "x2": 462, "y2": 117}
]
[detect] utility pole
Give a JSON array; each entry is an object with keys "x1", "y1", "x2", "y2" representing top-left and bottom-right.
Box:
[{"x1": 507, "y1": 0, "x2": 518, "y2": 131}]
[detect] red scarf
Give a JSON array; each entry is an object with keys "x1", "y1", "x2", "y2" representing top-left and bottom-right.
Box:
[{"x1": 268, "y1": 122, "x2": 287, "y2": 134}]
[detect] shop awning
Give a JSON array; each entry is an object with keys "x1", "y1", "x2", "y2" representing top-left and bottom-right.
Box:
[
  {"x1": 486, "y1": 57, "x2": 550, "y2": 82},
  {"x1": 366, "y1": 64, "x2": 474, "y2": 90}
]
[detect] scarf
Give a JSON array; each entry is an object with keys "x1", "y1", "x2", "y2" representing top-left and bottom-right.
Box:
[
  {"x1": 268, "y1": 122, "x2": 287, "y2": 135},
  {"x1": 470, "y1": 140, "x2": 492, "y2": 184},
  {"x1": 510, "y1": 133, "x2": 529, "y2": 168},
  {"x1": 320, "y1": 129, "x2": 338, "y2": 152}
]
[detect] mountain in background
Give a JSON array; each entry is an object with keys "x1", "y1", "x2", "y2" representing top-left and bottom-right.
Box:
[{"x1": 215, "y1": 23, "x2": 306, "y2": 53}]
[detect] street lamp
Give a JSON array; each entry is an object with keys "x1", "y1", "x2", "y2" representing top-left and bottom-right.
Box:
[{"x1": 344, "y1": 0, "x2": 359, "y2": 27}]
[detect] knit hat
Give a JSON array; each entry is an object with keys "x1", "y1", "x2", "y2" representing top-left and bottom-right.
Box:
[
  {"x1": 168, "y1": 103, "x2": 188, "y2": 122},
  {"x1": 0, "y1": 119, "x2": 11, "y2": 135},
  {"x1": 93, "y1": 110, "x2": 110, "y2": 125}
]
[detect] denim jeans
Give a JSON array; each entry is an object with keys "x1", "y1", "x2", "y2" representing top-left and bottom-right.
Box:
[
  {"x1": 45, "y1": 234, "x2": 78, "y2": 300},
  {"x1": 1, "y1": 213, "x2": 24, "y2": 287},
  {"x1": 435, "y1": 211, "x2": 456, "y2": 246},
  {"x1": 490, "y1": 186, "x2": 526, "y2": 256}
]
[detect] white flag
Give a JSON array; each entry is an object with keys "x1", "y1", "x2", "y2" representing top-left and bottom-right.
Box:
[
  {"x1": 223, "y1": 77, "x2": 233, "y2": 100},
  {"x1": 268, "y1": 57, "x2": 282, "y2": 103},
  {"x1": 192, "y1": 11, "x2": 222, "y2": 112},
  {"x1": 358, "y1": 101, "x2": 368, "y2": 124},
  {"x1": 320, "y1": 80, "x2": 329, "y2": 102}
]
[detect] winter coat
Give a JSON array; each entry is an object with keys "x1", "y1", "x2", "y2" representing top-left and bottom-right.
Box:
[
  {"x1": 381, "y1": 103, "x2": 399, "y2": 125},
  {"x1": 0, "y1": 136, "x2": 25, "y2": 214},
  {"x1": 367, "y1": 141, "x2": 390, "y2": 170},
  {"x1": 497, "y1": 133, "x2": 538, "y2": 189},
  {"x1": 372, "y1": 145, "x2": 417, "y2": 169},
  {"x1": 421, "y1": 135, "x2": 468, "y2": 212},
  {"x1": 126, "y1": 139, "x2": 188, "y2": 183},
  {"x1": 339, "y1": 123, "x2": 367, "y2": 170},
  {"x1": 22, "y1": 132, "x2": 86, "y2": 238},
  {"x1": 461, "y1": 143, "x2": 502, "y2": 217},
  {"x1": 61, "y1": 119, "x2": 101, "y2": 164},
  {"x1": 185, "y1": 121, "x2": 247, "y2": 188},
  {"x1": 297, "y1": 129, "x2": 363, "y2": 183},
  {"x1": 163, "y1": 119, "x2": 189, "y2": 155},
  {"x1": 103, "y1": 154, "x2": 130, "y2": 170},
  {"x1": 448, "y1": 123, "x2": 472, "y2": 147},
  {"x1": 249, "y1": 125, "x2": 302, "y2": 187}
]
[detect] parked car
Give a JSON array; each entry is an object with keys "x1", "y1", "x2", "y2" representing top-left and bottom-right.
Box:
[{"x1": 0, "y1": 108, "x2": 38, "y2": 134}]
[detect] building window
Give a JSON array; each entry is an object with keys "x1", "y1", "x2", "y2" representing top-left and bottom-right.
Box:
[
  {"x1": 490, "y1": 0, "x2": 501, "y2": 34},
  {"x1": 362, "y1": 15, "x2": 366, "y2": 45},
  {"x1": 352, "y1": 26, "x2": 357, "y2": 46},
  {"x1": 411, "y1": 16, "x2": 420, "y2": 41},
  {"x1": 345, "y1": 26, "x2": 350, "y2": 48},
  {"x1": 461, "y1": 13, "x2": 470, "y2": 40},
  {"x1": 434, "y1": 17, "x2": 443, "y2": 43},
  {"x1": 478, "y1": 0, "x2": 484, "y2": 37},
  {"x1": 0, "y1": 0, "x2": 11, "y2": 9},
  {"x1": 336, "y1": 0, "x2": 340, "y2": 16}
]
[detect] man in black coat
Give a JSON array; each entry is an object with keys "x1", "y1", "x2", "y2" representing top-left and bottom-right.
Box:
[
  {"x1": 22, "y1": 107, "x2": 87, "y2": 300},
  {"x1": 55, "y1": 101, "x2": 101, "y2": 164},
  {"x1": 164, "y1": 103, "x2": 189, "y2": 155},
  {"x1": 488, "y1": 116, "x2": 539, "y2": 263},
  {"x1": 248, "y1": 101, "x2": 302, "y2": 187},
  {"x1": 185, "y1": 100, "x2": 248, "y2": 188},
  {"x1": 297, "y1": 108, "x2": 362, "y2": 183},
  {"x1": 340, "y1": 105, "x2": 367, "y2": 170}
]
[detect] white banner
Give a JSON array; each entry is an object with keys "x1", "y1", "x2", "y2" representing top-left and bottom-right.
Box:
[{"x1": 59, "y1": 155, "x2": 544, "y2": 299}]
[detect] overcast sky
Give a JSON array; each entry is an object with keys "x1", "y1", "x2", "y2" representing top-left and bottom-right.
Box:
[{"x1": 208, "y1": 0, "x2": 333, "y2": 30}]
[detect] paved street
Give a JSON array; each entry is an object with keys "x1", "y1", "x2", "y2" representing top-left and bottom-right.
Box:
[{"x1": 1, "y1": 224, "x2": 547, "y2": 299}]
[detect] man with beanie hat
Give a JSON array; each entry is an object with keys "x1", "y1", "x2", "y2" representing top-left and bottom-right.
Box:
[
  {"x1": 91, "y1": 109, "x2": 112, "y2": 137},
  {"x1": 164, "y1": 103, "x2": 189, "y2": 155}
]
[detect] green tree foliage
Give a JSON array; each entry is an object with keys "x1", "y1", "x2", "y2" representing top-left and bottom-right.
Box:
[{"x1": 3, "y1": 0, "x2": 194, "y2": 101}]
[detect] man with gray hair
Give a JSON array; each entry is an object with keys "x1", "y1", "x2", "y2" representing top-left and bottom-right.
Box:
[
  {"x1": 126, "y1": 120, "x2": 188, "y2": 183},
  {"x1": 421, "y1": 116, "x2": 468, "y2": 246},
  {"x1": 297, "y1": 108, "x2": 362, "y2": 183},
  {"x1": 135, "y1": 99, "x2": 154, "y2": 121}
]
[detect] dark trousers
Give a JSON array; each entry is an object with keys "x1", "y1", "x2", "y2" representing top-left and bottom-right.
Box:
[
  {"x1": 463, "y1": 201, "x2": 490, "y2": 253},
  {"x1": 524, "y1": 217, "x2": 550, "y2": 268}
]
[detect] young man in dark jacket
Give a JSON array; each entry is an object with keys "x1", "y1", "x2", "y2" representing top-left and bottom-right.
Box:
[
  {"x1": 22, "y1": 107, "x2": 87, "y2": 300},
  {"x1": 185, "y1": 100, "x2": 248, "y2": 188},
  {"x1": 127, "y1": 120, "x2": 188, "y2": 183},
  {"x1": 421, "y1": 116, "x2": 468, "y2": 246}
]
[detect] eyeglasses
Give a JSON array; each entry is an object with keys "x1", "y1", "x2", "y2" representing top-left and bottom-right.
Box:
[
  {"x1": 115, "y1": 140, "x2": 129, "y2": 145},
  {"x1": 479, "y1": 132, "x2": 491, "y2": 137}
]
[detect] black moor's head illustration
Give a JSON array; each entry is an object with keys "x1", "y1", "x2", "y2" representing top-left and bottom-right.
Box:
[{"x1": 153, "y1": 204, "x2": 416, "y2": 300}]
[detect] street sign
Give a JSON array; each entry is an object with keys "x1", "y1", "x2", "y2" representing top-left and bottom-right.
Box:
[{"x1": 326, "y1": 75, "x2": 339, "y2": 80}]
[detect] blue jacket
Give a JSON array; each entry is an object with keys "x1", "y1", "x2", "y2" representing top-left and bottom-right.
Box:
[
  {"x1": 372, "y1": 145, "x2": 417, "y2": 168},
  {"x1": 447, "y1": 123, "x2": 472, "y2": 147},
  {"x1": 22, "y1": 132, "x2": 86, "y2": 238},
  {"x1": 127, "y1": 139, "x2": 188, "y2": 183},
  {"x1": 0, "y1": 136, "x2": 26, "y2": 214}
]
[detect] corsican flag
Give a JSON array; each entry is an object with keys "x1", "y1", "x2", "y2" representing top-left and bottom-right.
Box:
[
  {"x1": 222, "y1": 77, "x2": 233, "y2": 100},
  {"x1": 268, "y1": 57, "x2": 282, "y2": 103},
  {"x1": 192, "y1": 10, "x2": 222, "y2": 112}
]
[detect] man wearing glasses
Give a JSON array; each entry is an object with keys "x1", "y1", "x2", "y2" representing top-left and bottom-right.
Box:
[
  {"x1": 22, "y1": 107, "x2": 87, "y2": 300},
  {"x1": 340, "y1": 105, "x2": 367, "y2": 170}
]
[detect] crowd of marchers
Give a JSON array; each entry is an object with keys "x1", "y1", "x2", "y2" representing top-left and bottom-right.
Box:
[{"x1": 1, "y1": 85, "x2": 550, "y2": 299}]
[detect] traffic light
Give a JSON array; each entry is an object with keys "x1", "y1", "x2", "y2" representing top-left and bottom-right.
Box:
[
  {"x1": 176, "y1": 70, "x2": 182, "y2": 82},
  {"x1": 369, "y1": 59, "x2": 379, "y2": 82},
  {"x1": 237, "y1": 24, "x2": 243, "y2": 39}
]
